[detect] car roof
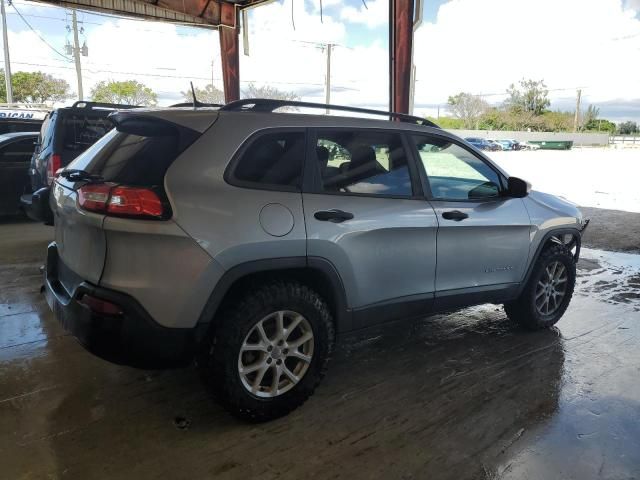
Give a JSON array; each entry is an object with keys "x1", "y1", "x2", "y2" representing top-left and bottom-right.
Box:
[{"x1": 111, "y1": 106, "x2": 451, "y2": 138}]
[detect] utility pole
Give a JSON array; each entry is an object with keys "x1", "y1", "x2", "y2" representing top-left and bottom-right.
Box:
[
  {"x1": 325, "y1": 43, "x2": 332, "y2": 114},
  {"x1": 1, "y1": 0, "x2": 13, "y2": 103},
  {"x1": 71, "y1": 9, "x2": 84, "y2": 101},
  {"x1": 573, "y1": 88, "x2": 582, "y2": 132}
]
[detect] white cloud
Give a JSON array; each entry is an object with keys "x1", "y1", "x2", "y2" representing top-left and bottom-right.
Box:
[
  {"x1": 413, "y1": 0, "x2": 640, "y2": 119},
  {"x1": 241, "y1": 0, "x2": 388, "y2": 105},
  {"x1": 340, "y1": 0, "x2": 388, "y2": 28},
  {"x1": 3, "y1": 0, "x2": 639, "y2": 121}
]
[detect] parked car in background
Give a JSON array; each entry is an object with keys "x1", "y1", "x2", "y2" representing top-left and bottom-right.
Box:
[
  {"x1": 496, "y1": 140, "x2": 516, "y2": 150},
  {"x1": 0, "y1": 132, "x2": 39, "y2": 216},
  {"x1": 0, "y1": 104, "x2": 48, "y2": 135},
  {"x1": 486, "y1": 139, "x2": 504, "y2": 151},
  {"x1": 507, "y1": 139, "x2": 522, "y2": 150},
  {"x1": 465, "y1": 137, "x2": 500, "y2": 151},
  {"x1": 21, "y1": 101, "x2": 136, "y2": 222},
  {"x1": 519, "y1": 141, "x2": 541, "y2": 151}
]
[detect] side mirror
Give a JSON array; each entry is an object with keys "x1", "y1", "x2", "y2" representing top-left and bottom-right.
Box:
[{"x1": 507, "y1": 176, "x2": 531, "y2": 198}]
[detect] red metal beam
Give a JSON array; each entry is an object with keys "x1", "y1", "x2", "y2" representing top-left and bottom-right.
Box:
[
  {"x1": 389, "y1": 0, "x2": 414, "y2": 114},
  {"x1": 220, "y1": 25, "x2": 240, "y2": 102}
]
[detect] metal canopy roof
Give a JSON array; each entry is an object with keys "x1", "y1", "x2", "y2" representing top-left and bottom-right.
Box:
[{"x1": 31, "y1": 0, "x2": 269, "y2": 27}]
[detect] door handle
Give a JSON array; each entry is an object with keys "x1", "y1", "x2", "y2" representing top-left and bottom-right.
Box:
[
  {"x1": 442, "y1": 210, "x2": 468, "y2": 221},
  {"x1": 314, "y1": 209, "x2": 354, "y2": 223}
]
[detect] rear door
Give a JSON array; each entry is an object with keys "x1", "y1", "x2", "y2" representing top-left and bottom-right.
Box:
[
  {"x1": 303, "y1": 128, "x2": 438, "y2": 329},
  {"x1": 51, "y1": 132, "x2": 116, "y2": 288},
  {"x1": 410, "y1": 134, "x2": 531, "y2": 306}
]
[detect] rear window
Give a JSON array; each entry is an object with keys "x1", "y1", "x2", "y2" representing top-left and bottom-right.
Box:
[
  {"x1": 61, "y1": 114, "x2": 113, "y2": 153},
  {"x1": 227, "y1": 131, "x2": 305, "y2": 191},
  {"x1": 65, "y1": 121, "x2": 198, "y2": 186}
]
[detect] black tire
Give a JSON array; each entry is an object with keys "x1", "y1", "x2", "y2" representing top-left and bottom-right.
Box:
[
  {"x1": 505, "y1": 243, "x2": 576, "y2": 330},
  {"x1": 198, "y1": 281, "x2": 335, "y2": 422}
]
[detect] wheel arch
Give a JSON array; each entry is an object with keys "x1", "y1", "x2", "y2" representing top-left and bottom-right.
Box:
[
  {"x1": 519, "y1": 227, "x2": 582, "y2": 296},
  {"x1": 196, "y1": 256, "x2": 351, "y2": 336}
]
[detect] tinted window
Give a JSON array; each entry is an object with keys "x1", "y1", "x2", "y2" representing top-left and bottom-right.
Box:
[
  {"x1": 413, "y1": 135, "x2": 502, "y2": 200},
  {"x1": 0, "y1": 138, "x2": 36, "y2": 163},
  {"x1": 66, "y1": 126, "x2": 195, "y2": 186},
  {"x1": 232, "y1": 131, "x2": 305, "y2": 190},
  {"x1": 315, "y1": 130, "x2": 413, "y2": 197},
  {"x1": 61, "y1": 114, "x2": 113, "y2": 152},
  {"x1": 39, "y1": 114, "x2": 53, "y2": 150}
]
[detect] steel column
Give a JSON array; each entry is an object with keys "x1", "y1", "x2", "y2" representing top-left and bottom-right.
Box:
[
  {"x1": 389, "y1": 0, "x2": 414, "y2": 114},
  {"x1": 219, "y1": 25, "x2": 240, "y2": 103}
]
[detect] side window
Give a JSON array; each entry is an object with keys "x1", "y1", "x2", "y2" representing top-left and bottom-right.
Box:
[
  {"x1": 39, "y1": 115, "x2": 53, "y2": 150},
  {"x1": 413, "y1": 135, "x2": 502, "y2": 201},
  {"x1": 230, "y1": 131, "x2": 305, "y2": 190},
  {"x1": 0, "y1": 138, "x2": 36, "y2": 163},
  {"x1": 315, "y1": 130, "x2": 413, "y2": 197}
]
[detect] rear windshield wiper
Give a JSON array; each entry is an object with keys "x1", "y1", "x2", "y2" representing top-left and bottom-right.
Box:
[{"x1": 59, "y1": 169, "x2": 104, "y2": 183}]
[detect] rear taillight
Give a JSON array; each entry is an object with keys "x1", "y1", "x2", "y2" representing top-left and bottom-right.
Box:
[
  {"x1": 108, "y1": 186, "x2": 163, "y2": 217},
  {"x1": 46, "y1": 154, "x2": 62, "y2": 185},
  {"x1": 78, "y1": 184, "x2": 164, "y2": 218},
  {"x1": 78, "y1": 184, "x2": 112, "y2": 212}
]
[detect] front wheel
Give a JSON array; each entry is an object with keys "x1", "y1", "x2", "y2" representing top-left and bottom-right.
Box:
[
  {"x1": 198, "y1": 281, "x2": 334, "y2": 422},
  {"x1": 505, "y1": 244, "x2": 576, "y2": 330}
]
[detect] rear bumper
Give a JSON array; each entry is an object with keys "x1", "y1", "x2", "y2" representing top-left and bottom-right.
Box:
[{"x1": 45, "y1": 243, "x2": 198, "y2": 367}]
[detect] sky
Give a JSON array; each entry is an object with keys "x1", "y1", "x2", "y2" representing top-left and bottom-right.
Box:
[{"x1": 2, "y1": 0, "x2": 640, "y2": 122}]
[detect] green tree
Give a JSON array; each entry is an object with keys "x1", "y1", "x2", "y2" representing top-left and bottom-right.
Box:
[
  {"x1": 242, "y1": 82, "x2": 300, "y2": 109},
  {"x1": 541, "y1": 111, "x2": 573, "y2": 132},
  {"x1": 90, "y1": 80, "x2": 157, "y2": 106},
  {"x1": 0, "y1": 70, "x2": 71, "y2": 104},
  {"x1": 446, "y1": 92, "x2": 488, "y2": 129},
  {"x1": 477, "y1": 108, "x2": 510, "y2": 131},
  {"x1": 505, "y1": 79, "x2": 550, "y2": 116},
  {"x1": 582, "y1": 104, "x2": 599, "y2": 128},
  {"x1": 583, "y1": 118, "x2": 616, "y2": 133},
  {"x1": 426, "y1": 116, "x2": 464, "y2": 129},
  {"x1": 618, "y1": 121, "x2": 638, "y2": 135},
  {"x1": 181, "y1": 84, "x2": 224, "y2": 104}
]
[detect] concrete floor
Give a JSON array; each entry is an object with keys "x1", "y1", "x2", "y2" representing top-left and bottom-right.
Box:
[{"x1": 1, "y1": 217, "x2": 639, "y2": 479}]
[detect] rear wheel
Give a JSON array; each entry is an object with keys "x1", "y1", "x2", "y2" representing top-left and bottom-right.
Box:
[
  {"x1": 199, "y1": 281, "x2": 334, "y2": 422},
  {"x1": 505, "y1": 243, "x2": 576, "y2": 330}
]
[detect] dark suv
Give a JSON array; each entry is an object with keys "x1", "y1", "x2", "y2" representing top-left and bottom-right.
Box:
[{"x1": 21, "y1": 101, "x2": 136, "y2": 222}]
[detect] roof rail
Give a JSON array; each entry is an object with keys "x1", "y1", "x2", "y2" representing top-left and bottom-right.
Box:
[
  {"x1": 220, "y1": 98, "x2": 440, "y2": 128},
  {"x1": 70, "y1": 101, "x2": 140, "y2": 110},
  {"x1": 169, "y1": 101, "x2": 223, "y2": 108}
]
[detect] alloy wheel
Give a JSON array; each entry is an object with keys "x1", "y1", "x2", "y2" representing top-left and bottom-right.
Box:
[
  {"x1": 535, "y1": 261, "x2": 568, "y2": 316},
  {"x1": 237, "y1": 310, "x2": 314, "y2": 398}
]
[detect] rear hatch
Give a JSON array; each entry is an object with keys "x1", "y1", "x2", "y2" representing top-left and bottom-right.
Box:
[{"x1": 50, "y1": 109, "x2": 218, "y2": 295}]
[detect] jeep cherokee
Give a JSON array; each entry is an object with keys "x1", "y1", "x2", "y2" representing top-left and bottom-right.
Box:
[{"x1": 44, "y1": 99, "x2": 588, "y2": 421}]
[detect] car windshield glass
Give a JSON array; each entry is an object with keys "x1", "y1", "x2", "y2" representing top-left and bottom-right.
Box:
[{"x1": 62, "y1": 114, "x2": 113, "y2": 152}]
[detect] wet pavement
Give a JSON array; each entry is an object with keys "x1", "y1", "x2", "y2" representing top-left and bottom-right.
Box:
[{"x1": 1, "y1": 219, "x2": 639, "y2": 479}]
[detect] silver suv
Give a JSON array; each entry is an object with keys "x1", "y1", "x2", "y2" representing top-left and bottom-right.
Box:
[{"x1": 45, "y1": 99, "x2": 588, "y2": 421}]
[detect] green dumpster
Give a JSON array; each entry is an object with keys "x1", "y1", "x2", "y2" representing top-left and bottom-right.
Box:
[{"x1": 528, "y1": 140, "x2": 573, "y2": 150}]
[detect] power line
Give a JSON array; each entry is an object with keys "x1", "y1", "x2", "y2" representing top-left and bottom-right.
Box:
[
  {"x1": 11, "y1": 60, "x2": 329, "y2": 86},
  {"x1": 9, "y1": 2, "x2": 70, "y2": 61},
  {"x1": 6, "y1": 11, "x2": 211, "y2": 37}
]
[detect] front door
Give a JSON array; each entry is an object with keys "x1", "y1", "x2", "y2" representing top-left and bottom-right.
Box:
[
  {"x1": 410, "y1": 134, "x2": 531, "y2": 306},
  {"x1": 303, "y1": 128, "x2": 438, "y2": 329}
]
